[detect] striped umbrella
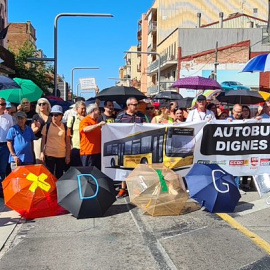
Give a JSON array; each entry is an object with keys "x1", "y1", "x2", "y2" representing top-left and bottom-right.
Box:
[{"x1": 241, "y1": 54, "x2": 270, "y2": 73}]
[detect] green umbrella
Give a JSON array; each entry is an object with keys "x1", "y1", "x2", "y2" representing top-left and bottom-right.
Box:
[{"x1": 1, "y1": 78, "x2": 43, "y2": 103}]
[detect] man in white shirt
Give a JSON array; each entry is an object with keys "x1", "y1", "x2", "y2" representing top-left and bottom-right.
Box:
[
  {"x1": 186, "y1": 95, "x2": 216, "y2": 122},
  {"x1": 0, "y1": 97, "x2": 13, "y2": 197}
]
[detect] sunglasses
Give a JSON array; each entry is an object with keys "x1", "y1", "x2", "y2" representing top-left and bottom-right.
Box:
[
  {"x1": 0, "y1": 103, "x2": 6, "y2": 106},
  {"x1": 38, "y1": 102, "x2": 47, "y2": 106},
  {"x1": 51, "y1": 113, "x2": 61, "y2": 117},
  {"x1": 129, "y1": 103, "x2": 138, "y2": 106},
  {"x1": 146, "y1": 107, "x2": 154, "y2": 110}
]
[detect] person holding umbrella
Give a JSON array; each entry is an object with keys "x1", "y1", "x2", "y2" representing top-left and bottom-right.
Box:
[
  {"x1": 186, "y1": 95, "x2": 215, "y2": 122},
  {"x1": 151, "y1": 101, "x2": 174, "y2": 124},
  {"x1": 79, "y1": 103, "x2": 105, "y2": 170},
  {"x1": 227, "y1": 104, "x2": 242, "y2": 120}
]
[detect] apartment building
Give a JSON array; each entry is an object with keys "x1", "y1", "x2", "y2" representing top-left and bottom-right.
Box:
[
  {"x1": 128, "y1": 0, "x2": 269, "y2": 95},
  {"x1": 0, "y1": 0, "x2": 15, "y2": 75}
]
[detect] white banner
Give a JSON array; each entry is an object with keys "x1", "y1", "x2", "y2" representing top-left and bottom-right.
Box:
[
  {"x1": 102, "y1": 120, "x2": 270, "y2": 181},
  {"x1": 79, "y1": 77, "x2": 96, "y2": 90}
]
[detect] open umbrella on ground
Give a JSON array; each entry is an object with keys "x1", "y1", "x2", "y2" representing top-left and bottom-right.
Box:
[
  {"x1": 172, "y1": 76, "x2": 222, "y2": 90},
  {"x1": 241, "y1": 53, "x2": 270, "y2": 73},
  {"x1": 2, "y1": 164, "x2": 59, "y2": 219},
  {"x1": 57, "y1": 166, "x2": 116, "y2": 219},
  {"x1": 96, "y1": 86, "x2": 146, "y2": 105},
  {"x1": 154, "y1": 91, "x2": 183, "y2": 101},
  {"x1": 5, "y1": 78, "x2": 43, "y2": 103},
  {"x1": 216, "y1": 90, "x2": 265, "y2": 104},
  {"x1": 126, "y1": 164, "x2": 189, "y2": 216},
  {"x1": 185, "y1": 163, "x2": 241, "y2": 213}
]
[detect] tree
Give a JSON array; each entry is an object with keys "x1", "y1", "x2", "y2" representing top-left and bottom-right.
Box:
[{"x1": 10, "y1": 41, "x2": 54, "y2": 95}]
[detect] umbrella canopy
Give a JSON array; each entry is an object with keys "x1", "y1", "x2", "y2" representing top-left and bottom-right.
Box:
[
  {"x1": 172, "y1": 76, "x2": 222, "y2": 90},
  {"x1": 85, "y1": 100, "x2": 122, "y2": 110},
  {"x1": 4, "y1": 78, "x2": 43, "y2": 103},
  {"x1": 185, "y1": 164, "x2": 241, "y2": 213},
  {"x1": 0, "y1": 75, "x2": 21, "y2": 91},
  {"x1": 176, "y1": 97, "x2": 194, "y2": 109},
  {"x1": 57, "y1": 166, "x2": 116, "y2": 219},
  {"x1": 241, "y1": 53, "x2": 270, "y2": 73},
  {"x1": 2, "y1": 164, "x2": 59, "y2": 219},
  {"x1": 96, "y1": 86, "x2": 146, "y2": 105},
  {"x1": 154, "y1": 91, "x2": 183, "y2": 100},
  {"x1": 217, "y1": 90, "x2": 265, "y2": 104},
  {"x1": 126, "y1": 164, "x2": 189, "y2": 216},
  {"x1": 258, "y1": 91, "x2": 270, "y2": 101}
]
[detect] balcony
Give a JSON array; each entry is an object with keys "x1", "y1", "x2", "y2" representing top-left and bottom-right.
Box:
[
  {"x1": 137, "y1": 29, "x2": 142, "y2": 41},
  {"x1": 147, "y1": 85, "x2": 158, "y2": 96},
  {"x1": 147, "y1": 53, "x2": 177, "y2": 74},
  {"x1": 147, "y1": 43, "x2": 157, "y2": 52},
  {"x1": 148, "y1": 21, "x2": 157, "y2": 33},
  {"x1": 137, "y1": 41, "x2": 142, "y2": 52}
]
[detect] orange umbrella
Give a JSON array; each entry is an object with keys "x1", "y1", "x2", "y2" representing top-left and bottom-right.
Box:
[{"x1": 2, "y1": 164, "x2": 60, "y2": 219}]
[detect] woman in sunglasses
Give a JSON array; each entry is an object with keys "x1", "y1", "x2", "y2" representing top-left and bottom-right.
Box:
[
  {"x1": 40, "y1": 105, "x2": 71, "y2": 179},
  {"x1": 144, "y1": 102, "x2": 155, "y2": 123},
  {"x1": 31, "y1": 98, "x2": 52, "y2": 164},
  {"x1": 151, "y1": 101, "x2": 174, "y2": 124}
]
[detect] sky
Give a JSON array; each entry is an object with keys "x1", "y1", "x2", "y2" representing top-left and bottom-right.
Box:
[{"x1": 8, "y1": 0, "x2": 154, "y2": 98}]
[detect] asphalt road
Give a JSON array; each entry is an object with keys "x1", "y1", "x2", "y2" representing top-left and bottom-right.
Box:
[{"x1": 0, "y1": 189, "x2": 270, "y2": 270}]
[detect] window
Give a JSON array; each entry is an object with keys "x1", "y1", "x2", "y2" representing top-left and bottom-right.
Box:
[{"x1": 141, "y1": 136, "x2": 151, "y2": 153}]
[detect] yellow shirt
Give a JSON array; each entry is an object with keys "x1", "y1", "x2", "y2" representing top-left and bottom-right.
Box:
[
  {"x1": 41, "y1": 123, "x2": 66, "y2": 158},
  {"x1": 67, "y1": 115, "x2": 81, "y2": 149}
]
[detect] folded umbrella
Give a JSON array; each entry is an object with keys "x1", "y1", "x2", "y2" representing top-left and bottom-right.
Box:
[
  {"x1": 57, "y1": 166, "x2": 116, "y2": 219},
  {"x1": 185, "y1": 163, "x2": 240, "y2": 213}
]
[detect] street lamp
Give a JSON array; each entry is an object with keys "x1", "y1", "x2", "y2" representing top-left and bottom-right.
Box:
[
  {"x1": 124, "y1": 50, "x2": 161, "y2": 93},
  {"x1": 71, "y1": 67, "x2": 99, "y2": 95},
  {"x1": 54, "y1": 13, "x2": 113, "y2": 96}
]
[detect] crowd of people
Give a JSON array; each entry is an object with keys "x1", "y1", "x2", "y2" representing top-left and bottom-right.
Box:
[{"x1": 0, "y1": 93, "x2": 268, "y2": 198}]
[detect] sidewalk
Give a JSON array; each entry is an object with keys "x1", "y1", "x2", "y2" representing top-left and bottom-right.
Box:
[{"x1": 0, "y1": 198, "x2": 21, "y2": 251}]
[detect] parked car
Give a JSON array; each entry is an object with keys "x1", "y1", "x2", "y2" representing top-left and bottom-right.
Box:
[{"x1": 221, "y1": 81, "x2": 251, "y2": 91}]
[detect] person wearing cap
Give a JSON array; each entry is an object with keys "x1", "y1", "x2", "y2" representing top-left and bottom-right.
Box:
[
  {"x1": 40, "y1": 105, "x2": 71, "y2": 178},
  {"x1": 151, "y1": 101, "x2": 174, "y2": 124},
  {"x1": 6, "y1": 111, "x2": 35, "y2": 171},
  {"x1": 0, "y1": 97, "x2": 13, "y2": 197},
  {"x1": 186, "y1": 95, "x2": 216, "y2": 122},
  {"x1": 4, "y1": 101, "x2": 16, "y2": 117}
]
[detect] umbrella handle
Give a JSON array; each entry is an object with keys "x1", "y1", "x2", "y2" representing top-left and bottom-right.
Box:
[
  {"x1": 212, "y1": 170, "x2": 229, "y2": 193},
  {"x1": 77, "y1": 174, "x2": 99, "y2": 200}
]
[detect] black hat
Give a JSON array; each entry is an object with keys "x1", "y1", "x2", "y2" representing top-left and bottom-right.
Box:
[{"x1": 197, "y1": 95, "x2": 206, "y2": 101}]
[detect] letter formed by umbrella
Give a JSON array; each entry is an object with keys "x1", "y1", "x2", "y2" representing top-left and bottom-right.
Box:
[
  {"x1": 185, "y1": 164, "x2": 241, "y2": 213},
  {"x1": 2, "y1": 164, "x2": 59, "y2": 219},
  {"x1": 56, "y1": 167, "x2": 116, "y2": 219},
  {"x1": 126, "y1": 164, "x2": 189, "y2": 216}
]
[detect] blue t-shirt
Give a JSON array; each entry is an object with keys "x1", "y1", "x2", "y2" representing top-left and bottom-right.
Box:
[{"x1": 6, "y1": 125, "x2": 35, "y2": 163}]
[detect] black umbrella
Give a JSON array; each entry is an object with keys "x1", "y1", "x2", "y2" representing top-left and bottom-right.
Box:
[
  {"x1": 176, "y1": 97, "x2": 194, "y2": 109},
  {"x1": 56, "y1": 166, "x2": 116, "y2": 219},
  {"x1": 96, "y1": 86, "x2": 146, "y2": 105},
  {"x1": 154, "y1": 91, "x2": 183, "y2": 100},
  {"x1": 216, "y1": 90, "x2": 265, "y2": 104}
]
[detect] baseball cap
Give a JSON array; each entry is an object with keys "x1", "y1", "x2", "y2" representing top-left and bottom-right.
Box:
[
  {"x1": 197, "y1": 95, "x2": 206, "y2": 101},
  {"x1": 15, "y1": 111, "x2": 27, "y2": 118},
  {"x1": 5, "y1": 101, "x2": 11, "y2": 108},
  {"x1": 51, "y1": 105, "x2": 63, "y2": 114}
]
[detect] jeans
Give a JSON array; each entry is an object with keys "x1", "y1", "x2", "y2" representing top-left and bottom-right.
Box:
[
  {"x1": 70, "y1": 148, "x2": 82, "y2": 167},
  {"x1": 0, "y1": 144, "x2": 9, "y2": 185},
  {"x1": 81, "y1": 154, "x2": 101, "y2": 170}
]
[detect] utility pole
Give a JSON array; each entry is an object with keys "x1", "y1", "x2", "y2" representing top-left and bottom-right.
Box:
[{"x1": 214, "y1": 41, "x2": 219, "y2": 80}]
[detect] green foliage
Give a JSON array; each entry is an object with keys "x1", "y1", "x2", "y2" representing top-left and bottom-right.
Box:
[{"x1": 10, "y1": 41, "x2": 54, "y2": 95}]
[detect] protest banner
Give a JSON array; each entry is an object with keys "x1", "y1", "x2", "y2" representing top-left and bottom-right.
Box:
[{"x1": 102, "y1": 120, "x2": 270, "y2": 181}]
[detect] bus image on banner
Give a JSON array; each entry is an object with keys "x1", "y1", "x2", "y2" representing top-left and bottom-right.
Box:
[{"x1": 103, "y1": 127, "x2": 195, "y2": 169}]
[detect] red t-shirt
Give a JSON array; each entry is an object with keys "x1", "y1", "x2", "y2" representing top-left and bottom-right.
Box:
[{"x1": 79, "y1": 115, "x2": 101, "y2": 155}]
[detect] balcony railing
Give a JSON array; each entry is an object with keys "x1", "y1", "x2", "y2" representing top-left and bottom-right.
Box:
[
  {"x1": 147, "y1": 85, "x2": 158, "y2": 96},
  {"x1": 147, "y1": 53, "x2": 177, "y2": 73},
  {"x1": 148, "y1": 21, "x2": 157, "y2": 33}
]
